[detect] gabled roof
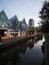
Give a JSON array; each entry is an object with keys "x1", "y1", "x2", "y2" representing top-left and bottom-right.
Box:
[
  {"x1": 22, "y1": 18, "x2": 26, "y2": 24},
  {"x1": 0, "y1": 10, "x2": 9, "y2": 23},
  {"x1": 10, "y1": 15, "x2": 19, "y2": 22}
]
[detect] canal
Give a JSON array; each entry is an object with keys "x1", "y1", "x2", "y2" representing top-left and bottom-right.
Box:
[{"x1": 0, "y1": 36, "x2": 45, "y2": 65}]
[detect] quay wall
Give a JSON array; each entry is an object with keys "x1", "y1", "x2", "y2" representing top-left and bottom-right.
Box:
[
  {"x1": 0, "y1": 34, "x2": 42, "y2": 49},
  {"x1": 0, "y1": 35, "x2": 35, "y2": 49}
]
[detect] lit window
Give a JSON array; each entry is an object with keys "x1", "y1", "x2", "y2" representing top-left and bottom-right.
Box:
[
  {"x1": 2, "y1": 25, "x2": 4, "y2": 28},
  {"x1": 4, "y1": 31, "x2": 7, "y2": 34}
]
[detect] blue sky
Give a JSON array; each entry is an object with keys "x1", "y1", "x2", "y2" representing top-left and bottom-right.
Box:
[{"x1": 0, "y1": 0, "x2": 45, "y2": 27}]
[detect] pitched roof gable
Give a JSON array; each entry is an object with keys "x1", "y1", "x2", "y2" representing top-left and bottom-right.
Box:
[{"x1": 0, "y1": 10, "x2": 9, "y2": 23}]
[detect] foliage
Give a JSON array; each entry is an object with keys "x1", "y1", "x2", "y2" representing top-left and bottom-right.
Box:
[
  {"x1": 39, "y1": 1, "x2": 49, "y2": 33},
  {"x1": 45, "y1": 34, "x2": 49, "y2": 65},
  {"x1": 11, "y1": 19, "x2": 18, "y2": 30},
  {"x1": 10, "y1": 19, "x2": 19, "y2": 36},
  {"x1": 27, "y1": 27, "x2": 34, "y2": 34},
  {"x1": 45, "y1": 34, "x2": 49, "y2": 45}
]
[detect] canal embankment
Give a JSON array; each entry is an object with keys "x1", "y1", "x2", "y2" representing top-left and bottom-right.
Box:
[
  {"x1": 0, "y1": 35, "x2": 35, "y2": 49},
  {"x1": 0, "y1": 34, "x2": 42, "y2": 49}
]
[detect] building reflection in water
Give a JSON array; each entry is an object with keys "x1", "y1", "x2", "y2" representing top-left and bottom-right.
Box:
[{"x1": 0, "y1": 36, "x2": 44, "y2": 65}]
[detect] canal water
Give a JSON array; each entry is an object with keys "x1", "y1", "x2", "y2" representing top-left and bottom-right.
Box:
[{"x1": 0, "y1": 36, "x2": 45, "y2": 65}]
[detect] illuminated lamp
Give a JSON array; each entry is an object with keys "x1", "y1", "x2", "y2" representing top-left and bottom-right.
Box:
[
  {"x1": 14, "y1": 32, "x2": 15, "y2": 34},
  {"x1": 4, "y1": 31, "x2": 7, "y2": 34}
]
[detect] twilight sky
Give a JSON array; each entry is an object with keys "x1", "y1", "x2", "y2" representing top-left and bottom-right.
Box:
[{"x1": 0, "y1": 0, "x2": 45, "y2": 27}]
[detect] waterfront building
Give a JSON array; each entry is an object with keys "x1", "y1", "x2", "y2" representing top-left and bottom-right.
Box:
[
  {"x1": 14, "y1": 18, "x2": 28, "y2": 36},
  {"x1": 15, "y1": 18, "x2": 27, "y2": 32},
  {"x1": 22, "y1": 18, "x2": 27, "y2": 31},
  {"x1": 10, "y1": 15, "x2": 19, "y2": 24},
  {"x1": 29, "y1": 18, "x2": 34, "y2": 27},
  {"x1": 10, "y1": 15, "x2": 19, "y2": 29},
  {"x1": 0, "y1": 10, "x2": 12, "y2": 37},
  {"x1": 10, "y1": 15, "x2": 21, "y2": 37},
  {"x1": 21, "y1": 18, "x2": 27, "y2": 31},
  {"x1": 0, "y1": 10, "x2": 9, "y2": 28}
]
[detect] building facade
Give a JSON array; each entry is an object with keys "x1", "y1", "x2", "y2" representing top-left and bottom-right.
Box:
[
  {"x1": 29, "y1": 19, "x2": 34, "y2": 27},
  {"x1": 0, "y1": 10, "x2": 9, "y2": 28},
  {"x1": 0, "y1": 10, "x2": 12, "y2": 37},
  {"x1": 21, "y1": 18, "x2": 27, "y2": 31},
  {"x1": 10, "y1": 15, "x2": 19, "y2": 30}
]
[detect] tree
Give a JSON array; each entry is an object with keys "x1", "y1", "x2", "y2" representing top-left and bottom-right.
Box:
[
  {"x1": 39, "y1": 1, "x2": 49, "y2": 33},
  {"x1": 11, "y1": 19, "x2": 18, "y2": 29},
  {"x1": 26, "y1": 27, "x2": 34, "y2": 35},
  {"x1": 10, "y1": 19, "x2": 19, "y2": 36}
]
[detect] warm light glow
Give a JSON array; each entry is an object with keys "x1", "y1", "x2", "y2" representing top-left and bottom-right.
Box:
[
  {"x1": 4, "y1": 31, "x2": 7, "y2": 34},
  {"x1": 14, "y1": 32, "x2": 15, "y2": 34}
]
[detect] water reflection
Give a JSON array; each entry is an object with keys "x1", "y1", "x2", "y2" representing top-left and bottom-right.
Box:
[
  {"x1": 41, "y1": 42, "x2": 45, "y2": 55},
  {"x1": 0, "y1": 36, "x2": 45, "y2": 65},
  {"x1": 41, "y1": 42, "x2": 45, "y2": 65}
]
